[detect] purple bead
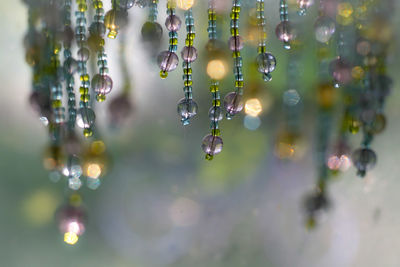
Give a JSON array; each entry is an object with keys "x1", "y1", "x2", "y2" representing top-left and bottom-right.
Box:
[
  {"x1": 92, "y1": 74, "x2": 113, "y2": 95},
  {"x1": 329, "y1": 57, "x2": 352, "y2": 85},
  {"x1": 157, "y1": 51, "x2": 179, "y2": 72},
  {"x1": 228, "y1": 36, "x2": 244, "y2": 51},
  {"x1": 181, "y1": 46, "x2": 198, "y2": 62},
  {"x1": 275, "y1": 21, "x2": 296, "y2": 43},
  {"x1": 224, "y1": 92, "x2": 243, "y2": 117},
  {"x1": 165, "y1": 15, "x2": 181, "y2": 31},
  {"x1": 201, "y1": 134, "x2": 223, "y2": 155}
]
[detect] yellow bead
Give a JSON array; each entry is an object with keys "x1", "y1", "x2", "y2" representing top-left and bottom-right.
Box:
[
  {"x1": 96, "y1": 94, "x2": 106, "y2": 102},
  {"x1": 84, "y1": 128, "x2": 93, "y2": 138},
  {"x1": 160, "y1": 70, "x2": 168, "y2": 79}
]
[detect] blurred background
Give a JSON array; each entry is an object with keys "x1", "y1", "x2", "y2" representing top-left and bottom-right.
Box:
[{"x1": 1, "y1": 0, "x2": 400, "y2": 266}]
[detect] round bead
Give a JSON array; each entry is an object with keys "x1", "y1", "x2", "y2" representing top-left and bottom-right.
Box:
[
  {"x1": 257, "y1": 53, "x2": 277, "y2": 74},
  {"x1": 89, "y1": 22, "x2": 106, "y2": 37},
  {"x1": 275, "y1": 21, "x2": 296, "y2": 43},
  {"x1": 366, "y1": 114, "x2": 386, "y2": 134},
  {"x1": 314, "y1": 16, "x2": 336, "y2": 43},
  {"x1": 352, "y1": 148, "x2": 377, "y2": 176},
  {"x1": 224, "y1": 92, "x2": 243, "y2": 117},
  {"x1": 64, "y1": 57, "x2": 78, "y2": 75},
  {"x1": 165, "y1": 15, "x2": 182, "y2": 32},
  {"x1": 92, "y1": 74, "x2": 113, "y2": 95},
  {"x1": 141, "y1": 22, "x2": 163, "y2": 42},
  {"x1": 77, "y1": 47, "x2": 90, "y2": 61},
  {"x1": 118, "y1": 0, "x2": 135, "y2": 9},
  {"x1": 201, "y1": 134, "x2": 223, "y2": 155},
  {"x1": 329, "y1": 57, "x2": 352, "y2": 85},
  {"x1": 62, "y1": 156, "x2": 83, "y2": 179},
  {"x1": 208, "y1": 106, "x2": 223, "y2": 122},
  {"x1": 177, "y1": 98, "x2": 198, "y2": 124},
  {"x1": 228, "y1": 36, "x2": 244, "y2": 51},
  {"x1": 76, "y1": 107, "x2": 96, "y2": 129},
  {"x1": 157, "y1": 51, "x2": 179, "y2": 72},
  {"x1": 181, "y1": 46, "x2": 198, "y2": 62}
]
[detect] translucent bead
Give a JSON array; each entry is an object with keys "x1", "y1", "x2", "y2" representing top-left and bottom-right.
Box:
[
  {"x1": 224, "y1": 92, "x2": 243, "y2": 118},
  {"x1": 201, "y1": 134, "x2": 223, "y2": 155},
  {"x1": 314, "y1": 16, "x2": 336, "y2": 43},
  {"x1": 64, "y1": 57, "x2": 78, "y2": 74},
  {"x1": 165, "y1": 15, "x2": 182, "y2": 31},
  {"x1": 89, "y1": 22, "x2": 106, "y2": 37},
  {"x1": 275, "y1": 21, "x2": 295, "y2": 43},
  {"x1": 297, "y1": 0, "x2": 314, "y2": 15},
  {"x1": 87, "y1": 177, "x2": 101, "y2": 190},
  {"x1": 352, "y1": 148, "x2": 377, "y2": 177},
  {"x1": 177, "y1": 98, "x2": 198, "y2": 125},
  {"x1": 118, "y1": 0, "x2": 135, "y2": 9},
  {"x1": 135, "y1": 0, "x2": 148, "y2": 8},
  {"x1": 257, "y1": 53, "x2": 276, "y2": 74},
  {"x1": 108, "y1": 94, "x2": 133, "y2": 125},
  {"x1": 141, "y1": 22, "x2": 163, "y2": 42},
  {"x1": 92, "y1": 74, "x2": 113, "y2": 95},
  {"x1": 68, "y1": 177, "x2": 82, "y2": 190},
  {"x1": 365, "y1": 114, "x2": 386, "y2": 134},
  {"x1": 228, "y1": 36, "x2": 244, "y2": 51},
  {"x1": 62, "y1": 156, "x2": 83, "y2": 179},
  {"x1": 76, "y1": 107, "x2": 96, "y2": 128},
  {"x1": 77, "y1": 47, "x2": 90, "y2": 61},
  {"x1": 157, "y1": 51, "x2": 179, "y2": 72},
  {"x1": 304, "y1": 191, "x2": 330, "y2": 216},
  {"x1": 61, "y1": 26, "x2": 75, "y2": 47},
  {"x1": 181, "y1": 46, "x2": 198, "y2": 62},
  {"x1": 329, "y1": 57, "x2": 352, "y2": 85},
  {"x1": 208, "y1": 106, "x2": 223, "y2": 122}
]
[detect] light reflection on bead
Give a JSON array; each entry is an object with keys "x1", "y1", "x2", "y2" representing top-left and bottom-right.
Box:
[
  {"x1": 352, "y1": 148, "x2": 377, "y2": 177},
  {"x1": 165, "y1": 15, "x2": 182, "y2": 31},
  {"x1": 157, "y1": 51, "x2": 179, "y2": 72},
  {"x1": 92, "y1": 74, "x2": 113, "y2": 95},
  {"x1": 314, "y1": 16, "x2": 336, "y2": 43},
  {"x1": 201, "y1": 134, "x2": 223, "y2": 155},
  {"x1": 177, "y1": 98, "x2": 198, "y2": 125},
  {"x1": 76, "y1": 107, "x2": 96, "y2": 129},
  {"x1": 257, "y1": 53, "x2": 276, "y2": 75},
  {"x1": 224, "y1": 92, "x2": 243, "y2": 118}
]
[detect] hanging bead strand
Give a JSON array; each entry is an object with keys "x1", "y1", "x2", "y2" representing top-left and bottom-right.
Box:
[
  {"x1": 75, "y1": 0, "x2": 95, "y2": 138},
  {"x1": 177, "y1": 8, "x2": 198, "y2": 125},
  {"x1": 224, "y1": 0, "x2": 244, "y2": 120},
  {"x1": 202, "y1": 0, "x2": 223, "y2": 160},
  {"x1": 275, "y1": 0, "x2": 295, "y2": 49},
  {"x1": 256, "y1": 0, "x2": 276, "y2": 82},
  {"x1": 158, "y1": 0, "x2": 180, "y2": 79},
  {"x1": 90, "y1": 0, "x2": 113, "y2": 103}
]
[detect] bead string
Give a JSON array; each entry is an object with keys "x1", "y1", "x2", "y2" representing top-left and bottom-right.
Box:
[
  {"x1": 148, "y1": 0, "x2": 159, "y2": 22},
  {"x1": 279, "y1": 0, "x2": 290, "y2": 49}
]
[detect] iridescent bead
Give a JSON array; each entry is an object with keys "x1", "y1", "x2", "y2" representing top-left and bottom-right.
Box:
[
  {"x1": 224, "y1": 92, "x2": 243, "y2": 118},
  {"x1": 141, "y1": 22, "x2": 163, "y2": 42},
  {"x1": 314, "y1": 16, "x2": 336, "y2": 43},
  {"x1": 157, "y1": 51, "x2": 179, "y2": 72},
  {"x1": 329, "y1": 57, "x2": 352, "y2": 85},
  {"x1": 165, "y1": 15, "x2": 182, "y2": 31},
  {"x1": 228, "y1": 36, "x2": 244, "y2": 51},
  {"x1": 77, "y1": 47, "x2": 90, "y2": 61},
  {"x1": 208, "y1": 106, "x2": 223, "y2": 122},
  {"x1": 177, "y1": 98, "x2": 198, "y2": 125},
  {"x1": 257, "y1": 53, "x2": 277, "y2": 74},
  {"x1": 64, "y1": 57, "x2": 78, "y2": 74},
  {"x1": 118, "y1": 0, "x2": 135, "y2": 9},
  {"x1": 352, "y1": 148, "x2": 377, "y2": 177},
  {"x1": 201, "y1": 134, "x2": 223, "y2": 155},
  {"x1": 108, "y1": 94, "x2": 133, "y2": 125},
  {"x1": 181, "y1": 46, "x2": 198, "y2": 62},
  {"x1": 76, "y1": 107, "x2": 96, "y2": 128},
  {"x1": 275, "y1": 21, "x2": 295, "y2": 43},
  {"x1": 92, "y1": 74, "x2": 113, "y2": 95}
]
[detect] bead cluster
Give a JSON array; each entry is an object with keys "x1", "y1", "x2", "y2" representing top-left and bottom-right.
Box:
[
  {"x1": 177, "y1": 8, "x2": 198, "y2": 125},
  {"x1": 224, "y1": 0, "x2": 244, "y2": 120}
]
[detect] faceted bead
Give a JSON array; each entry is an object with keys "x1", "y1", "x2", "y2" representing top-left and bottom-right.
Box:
[
  {"x1": 228, "y1": 36, "x2": 244, "y2": 51},
  {"x1": 64, "y1": 57, "x2": 78, "y2": 74},
  {"x1": 201, "y1": 134, "x2": 223, "y2": 155},
  {"x1": 257, "y1": 53, "x2": 277, "y2": 74},
  {"x1": 76, "y1": 107, "x2": 96, "y2": 128},
  {"x1": 165, "y1": 15, "x2": 182, "y2": 31},
  {"x1": 89, "y1": 22, "x2": 106, "y2": 37},
  {"x1": 141, "y1": 22, "x2": 163, "y2": 42},
  {"x1": 314, "y1": 16, "x2": 336, "y2": 43},
  {"x1": 352, "y1": 148, "x2": 377, "y2": 176},
  {"x1": 177, "y1": 98, "x2": 198, "y2": 124},
  {"x1": 77, "y1": 47, "x2": 90, "y2": 61},
  {"x1": 157, "y1": 51, "x2": 179, "y2": 72},
  {"x1": 208, "y1": 106, "x2": 223, "y2": 122},
  {"x1": 92, "y1": 74, "x2": 113, "y2": 95},
  {"x1": 275, "y1": 21, "x2": 296, "y2": 43},
  {"x1": 224, "y1": 92, "x2": 243, "y2": 118},
  {"x1": 118, "y1": 0, "x2": 135, "y2": 9},
  {"x1": 134, "y1": 0, "x2": 148, "y2": 8},
  {"x1": 181, "y1": 46, "x2": 198, "y2": 62}
]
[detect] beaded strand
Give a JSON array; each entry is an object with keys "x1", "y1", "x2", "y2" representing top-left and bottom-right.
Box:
[{"x1": 275, "y1": 0, "x2": 294, "y2": 49}]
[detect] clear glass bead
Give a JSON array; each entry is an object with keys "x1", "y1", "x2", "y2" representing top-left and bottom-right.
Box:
[
  {"x1": 64, "y1": 57, "x2": 78, "y2": 74},
  {"x1": 62, "y1": 156, "x2": 83, "y2": 179},
  {"x1": 165, "y1": 15, "x2": 182, "y2": 31},
  {"x1": 201, "y1": 134, "x2": 223, "y2": 155},
  {"x1": 77, "y1": 47, "x2": 90, "y2": 61},
  {"x1": 275, "y1": 21, "x2": 295, "y2": 43},
  {"x1": 92, "y1": 74, "x2": 113, "y2": 95},
  {"x1": 157, "y1": 51, "x2": 179, "y2": 72},
  {"x1": 314, "y1": 16, "x2": 336, "y2": 43},
  {"x1": 177, "y1": 98, "x2": 198, "y2": 125},
  {"x1": 181, "y1": 46, "x2": 198, "y2": 62},
  {"x1": 224, "y1": 92, "x2": 243, "y2": 118},
  {"x1": 208, "y1": 106, "x2": 223, "y2": 122},
  {"x1": 257, "y1": 53, "x2": 277, "y2": 74},
  {"x1": 68, "y1": 177, "x2": 82, "y2": 190},
  {"x1": 76, "y1": 107, "x2": 96, "y2": 128},
  {"x1": 228, "y1": 36, "x2": 244, "y2": 51}
]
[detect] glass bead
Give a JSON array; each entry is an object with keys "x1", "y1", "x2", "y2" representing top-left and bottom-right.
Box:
[
  {"x1": 165, "y1": 15, "x2": 182, "y2": 32},
  {"x1": 135, "y1": 0, "x2": 148, "y2": 8},
  {"x1": 89, "y1": 22, "x2": 106, "y2": 37},
  {"x1": 314, "y1": 16, "x2": 336, "y2": 43},
  {"x1": 366, "y1": 114, "x2": 386, "y2": 134},
  {"x1": 208, "y1": 106, "x2": 223, "y2": 122},
  {"x1": 157, "y1": 51, "x2": 179, "y2": 72},
  {"x1": 224, "y1": 92, "x2": 243, "y2": 117},
  {"x1": 201, "y1": 134, "x2": 223, "y2": 155},
  {"x1": 177, "y1": 98, "x2": 198, "y2": 124},
  {"x1": 329, "y1": 57, "x2": 352, "y2": 84},
  {"x1": 297, "y1": 0, "x2": 314, "y2": 15},
  {"x1": 118, "y1": 0, "x2": 135, "y2": 9},
  {"x1": 141, "y1": 22, "x2": 163, "y2": 42},
  {"x1": 228, "y1": 36, "x2": 244, "y2": 51},
  {"x1": 62, "y1": 156, "x2": 83, "y2": 179},
  {"x1": 181, "y1": 46, "x2": 198, "y2": 62},
  {"x1": 275, "y1": 21, "x2": 296, "y2": 43},
  {"x1": 87, "y1": 177, "x2": 101, "y2": 190},
  {"x1": 108, "y1": 94, "x2": 133, "y2": 125},
  {"x1": 64, "y1": 57, "x2": 78, "y2": 74},
  {"x1": 77, "y1": 47, "x2": 90, "y2": 61},
  {"x1": 76, "y1": 107, "x2": 96, "y2": 129},
  {"x1": 92, "y1": 74, "x2": 113, "y2": 95},
  {"x1": 257, "y1": 53, "x2": 277, "y2": 74},
  {"x1": 352, "y1": 148, "x2": 377, "y2": 176},
  {"x1": 304, "y1": 192, "x2": 330, "y2": 215},
  {"x1": 68, "y1": 177, "x2": 82, "y2": 190}
]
